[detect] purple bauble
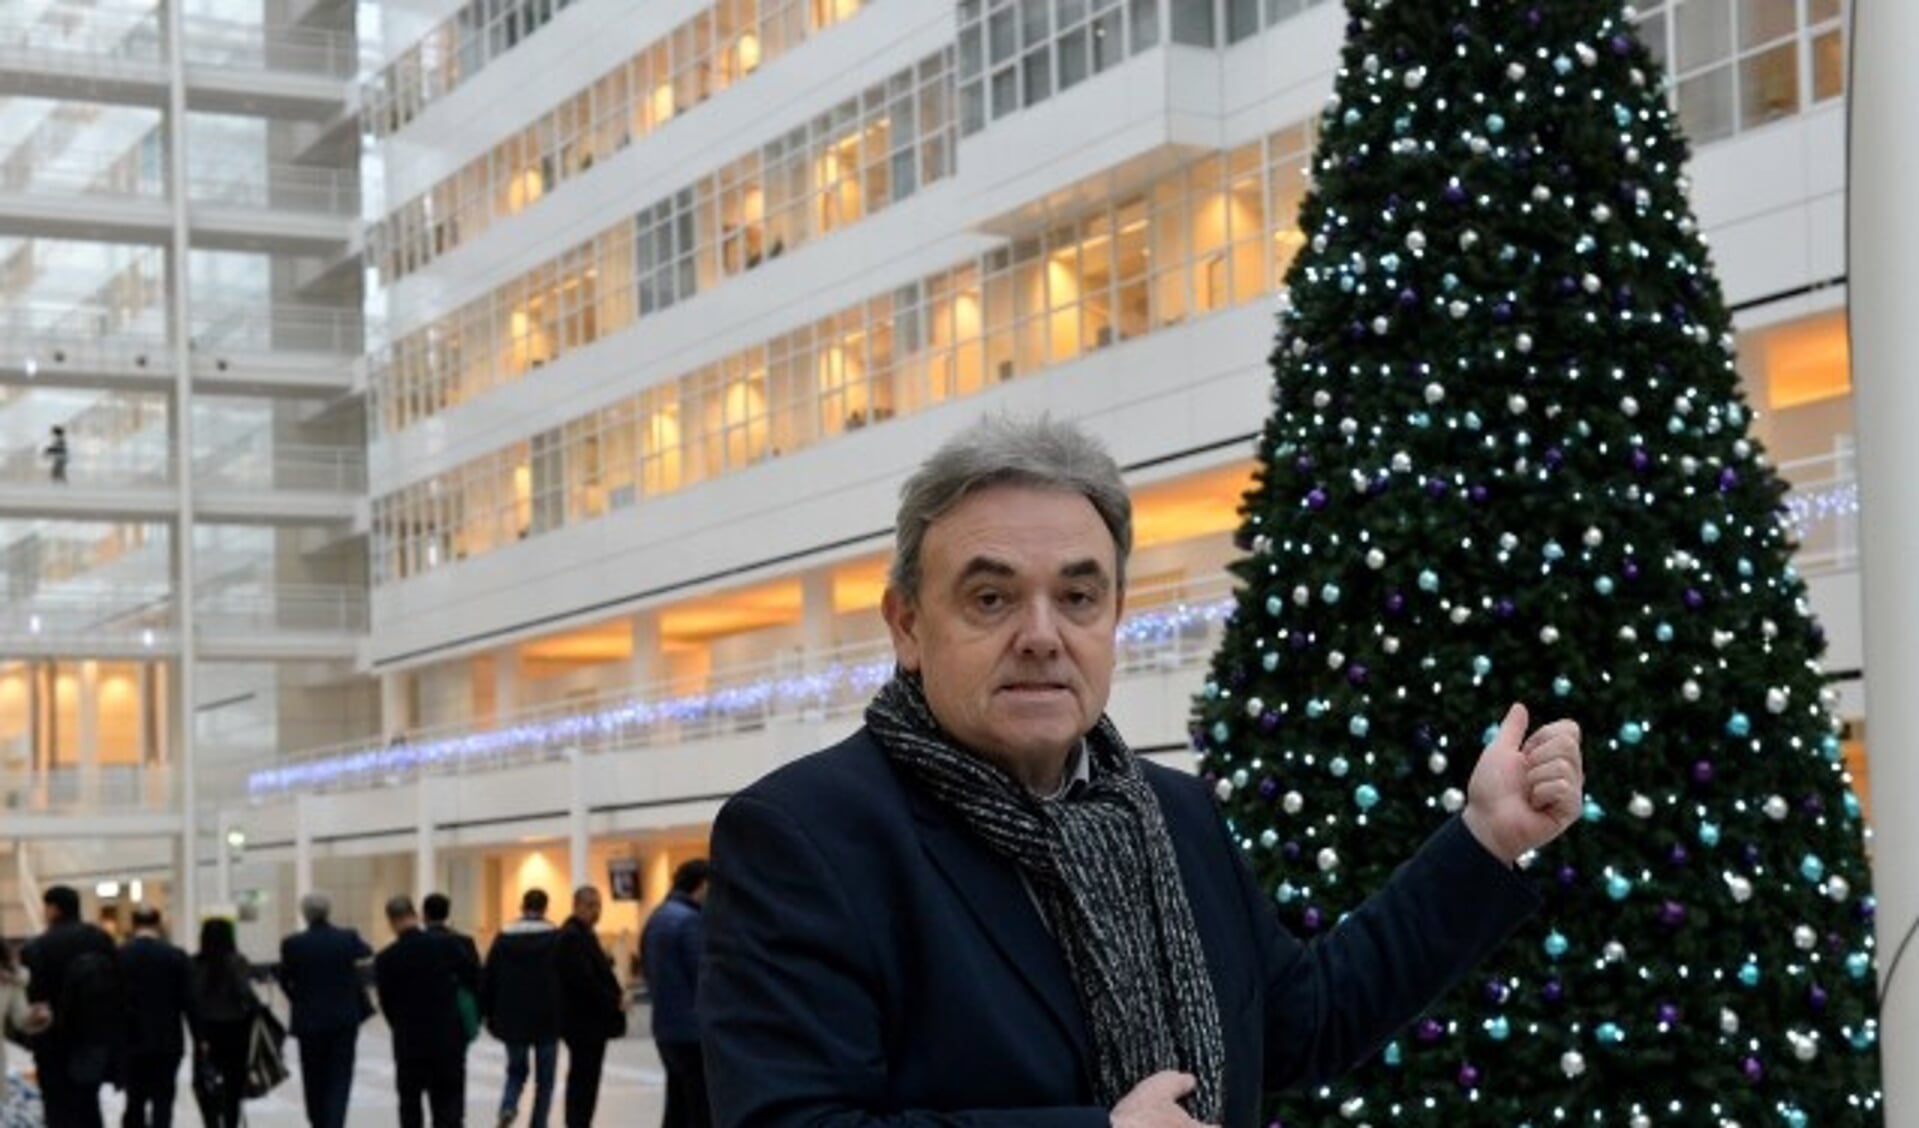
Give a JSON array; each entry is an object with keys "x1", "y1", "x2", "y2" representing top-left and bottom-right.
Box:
[
  {"x1": 1801, "y1": 793, "x2": 1825, "y2": 814},
  {"x1": 1741, "y1": 843, "x2": 1763, "y2": 870},
  {"x1": 1346, "y1": 663, "x2": 1370, "y2": 686},
  {"x1": 1667, "y1": 843, "x2": 1691, "y2": 867},
  {"x1": 1386, "y1": 592, "x2": 1407, "y2": 615},
  {"x1": 1614, "y1": 284, "x2": 1635, "y2": 310},
  {"x1": 1417, "y1": 1018, "x2": 1445, "y2": 1043},
  {"x1": 1683, "y1": 588, "x2": 1706, "y2": 610},
  {"x1": 1542, "y1": 979, "x2": 1565, "y2": 1005},
  {"x1": 1399, "y1": 288, "x2": 1420, "y2": 309},
  {"x1": 1443, "y1": 182, "x2": 1468, "y2": 205},
  {"x1": 1556, "y1": 865, "x2": 1579, "y2": 887},
  {"x1": 1622, "y1": 559, "x2": 1641, "y2": 581},
  {"x1": 1283, "y1": 841, "x2": 1302, "y2": 860},
  {"x1": 1692, "y1": 759, "x2": 1715, "y2": 784},
  {"x1": 1494, "y1": 598, "x2": 1517, "y2": 620},
  {"x1": 1492, "y1": 302, "x2": 1514, "y2": 324},
  {"x1": 1809, "y1": 984, "x2": 1829, "y2": 1012},
  {"x1": 1306, "y1": 487, "x2": 1329, "y2": 511},
  {"x1": 1469, "y1": 484, "x2": 1489, "y2": 503},
  {"x1": 1859, "y1": 899, "x2": 1877, "y2": 923},
  {"x1": 1301, "y1": 906, "x2": 1323, "y2": 932},
  {"x1": 1543, "y1": 447, "x2": 1564, "y2": 470},
  {"x1": 1257, "y1": 711, "x2": 1280, "y2": 735},
  {"x1": 1719, "y1": 467, "x2": 1740, "y2": 492},
  {"x1": 1612, "y1": 33, "x2": 1633, "y2": 55},
  {"x1": 1425, "y1": 478, "x2": 1449, "y2": 498},
  {"x1": 1631, "y1": 447, "x2": 1651, "y2": 472},
  {"x1": 1657, "y1": 1002, "x2": 1681, "y2": 1025},
  {"x1": 1658, "y1": 900, "x2": 1687, "y2": 928},
  {"x1": 1485, "y1": 979, "x2": 1511, "y2": 1005},
  {"x1": 1258, "y1": 777, "x2": 1279, "y2": 800},
  {"x1": 1347, "y1": 321, "x2": 1368, "y2": 342},
  {"x1": 1458, "y1": 1063, "x2": 1481, "y2": 1089},
  {"x1": 1295, "y1": 455, "x2": 1315, "y2": 474},
  {"x1": 1526, "y1": 7, "x2": 1543, "y2": 28},
  {"x1": 1742, "y1": 1057, "x2": 1764, "y2": 1083},
  {"x1": 1559, "y1": 275, "x2": 1580, "y2": 296}
]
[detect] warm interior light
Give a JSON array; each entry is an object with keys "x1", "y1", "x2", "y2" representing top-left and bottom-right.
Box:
[
  {"x1": 1754, "y1": 310, "x2": 1850, "y2": 410},
  {"x1": 736, "y1": 31, "x2": 761, "y2": 72},
  {"x1": 1130, "y1": 461, "x2": 1257, "y2": 549},
  {"x1": 658, "y1": 578, "x2": 805, "y2": 643}
]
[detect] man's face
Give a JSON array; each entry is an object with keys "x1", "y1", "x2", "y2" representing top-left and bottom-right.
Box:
[
  {"x1": 882, "y1": 485, "x2": 1123, "y2": 786},
  {"x1": 576, "y1": 892, "x2": 602, "y2": 926}
]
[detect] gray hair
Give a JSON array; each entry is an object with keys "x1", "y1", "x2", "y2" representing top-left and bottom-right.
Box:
[
  {"x1": 299, "y1": 893, "x2": 331, "y2": 926},
  {"x1": 890, "y1": 414, "x2": 1131, "y2": 601},
  {"x1": 384, "y1": 894, "x2": 416, "y2": 921}
]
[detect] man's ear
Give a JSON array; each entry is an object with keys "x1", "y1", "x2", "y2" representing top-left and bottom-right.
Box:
[{"x1": 880, "y1": 586, "x2": 922, "y2": 672}]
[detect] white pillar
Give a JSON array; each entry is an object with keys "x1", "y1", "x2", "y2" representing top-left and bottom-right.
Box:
[
  {"x1": 216, "y1": 807, "x2": 234, "y2": 907},
  {"x1": 294, "y1": 793, "x2": 314, "y2": 902},
  {"x1": 415, "y1": 779, "x2": 436, "y2": 898},
  {"x1": 1848, "y1": 3, "x2": 1918, "y2": 1120},
  {"x1": 567, "y1": 746, "x2": 589, "y2": 893}
]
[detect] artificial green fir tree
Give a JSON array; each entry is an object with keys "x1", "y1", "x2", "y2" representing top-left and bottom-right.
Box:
[{"x1": 1191, "y1": 1, "x2": 1884, "y2": 1124}]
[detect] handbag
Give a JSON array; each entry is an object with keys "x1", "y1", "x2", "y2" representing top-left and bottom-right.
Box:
[
  {"x1": 243, "y1": 1007, "x2": 289, "y2": 1099},
  {"x1": 0, "y1": 1074, "x2": 43, "y2": 1128}
]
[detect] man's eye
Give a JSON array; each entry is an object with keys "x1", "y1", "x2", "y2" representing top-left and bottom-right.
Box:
[{"x1": 974, "y1": 591, "x2": 1005, "y2": 610}]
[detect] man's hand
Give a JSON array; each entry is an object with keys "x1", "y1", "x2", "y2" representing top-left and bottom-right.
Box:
[
  {"x1": 1111, "y1": 1072, "x2": 1211, "y2": 1128},
  {"x1": 1462, "y1": 704, "x2": 1584, "y2": 866}
]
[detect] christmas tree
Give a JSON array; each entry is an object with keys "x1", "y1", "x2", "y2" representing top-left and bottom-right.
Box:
[{"x1": 1190, "y1": 1, "x2": 1884, "y2": 1124}]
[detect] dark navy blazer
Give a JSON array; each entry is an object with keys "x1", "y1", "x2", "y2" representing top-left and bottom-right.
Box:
[
  {"x1": 278, "y1": 922, "x2": 373, "y2": 1039},
  {"x1": 701, "y1": 729, "x2": 1539, "y2": 1128}
]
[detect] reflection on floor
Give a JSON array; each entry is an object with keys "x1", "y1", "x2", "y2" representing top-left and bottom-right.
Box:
[{"x1": 94, "y1": 1014, "x2": 668, "y2": 1127}]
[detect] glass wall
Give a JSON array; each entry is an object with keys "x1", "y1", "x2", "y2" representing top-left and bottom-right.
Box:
[
  {"x1": 957, "y1": 0, "x2": 1159, "y2": 135},
  {"x1": 366, "y1": 0, "x2": 873, "y2": 141},
  {"x1": 370, "y1": 0, "x2": 877, "y2": 284},
  {"x1": 371, "y1": 50, "x2": 956, "y2": 434},
  {"x1": 372, "y1": 119, "x2": 1315, "y2": 582},
  {"x1": 1634, "y1": 0, "x2": 1846, "y2": 145}
]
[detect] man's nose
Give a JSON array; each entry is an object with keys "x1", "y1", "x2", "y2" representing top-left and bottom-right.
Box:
[{"x1": 1013, "y1": 598, "x2": 1064, "y2": 656}]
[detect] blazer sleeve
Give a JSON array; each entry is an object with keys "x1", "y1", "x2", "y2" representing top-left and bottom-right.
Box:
[
  {"x1": 700, "y1": 793, "x2": 1108, "y2": 1128},
  {"x1": 1221, "y1": 809, "x2": 1540, "y2": 1090}
]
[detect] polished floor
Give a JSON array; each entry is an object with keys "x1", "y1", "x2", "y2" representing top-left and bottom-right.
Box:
[{"x1": 93, "y1": 1016, "x2": 669, "y2": 1126}]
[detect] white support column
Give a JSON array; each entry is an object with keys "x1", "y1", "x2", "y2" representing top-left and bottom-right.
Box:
[
  {"x1": 162, "y1": 0, "x2": 200, "y2": 934},
  {"x1": 294, "y1": 794, "x2": 314, "y2": 903},
  {"x1": 800, "y1": 568, "x2": 836, "y2": 669},
  {"x1": 567, "y1": 746, "x2": 589, "y2": 893},
  {"x1": 1848, "y1": 3, "x2": 1919, "y2": 1119},
  {"x1": 215, "y1": 808, "x2": 234, "y2": 908},
  {"x1": 415, "y1": 779, "x2": 437, "y2": 898}
]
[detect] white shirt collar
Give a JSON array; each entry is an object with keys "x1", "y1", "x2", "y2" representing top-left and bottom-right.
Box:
[{"x1": 1037, "y1": 739, "x2": 1092, "y2": 801}]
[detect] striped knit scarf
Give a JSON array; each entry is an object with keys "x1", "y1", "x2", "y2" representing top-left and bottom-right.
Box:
[{"x1": 866, "y1": 673, "x2": 1226, "y2": 1118}]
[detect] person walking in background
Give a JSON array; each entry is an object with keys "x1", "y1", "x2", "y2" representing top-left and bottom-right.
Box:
[
  {"x1": 118, "y1": 906, "x2": 195, "y2": 1128},
  {"x1": 277, "y1": 892, "x2": 371, "y2": 1128},
  {"x1": 375, "y1": 896, "x2": 467, "y2": 1128},
  {"x1": 189, "y1": 919, "x2": 256, "y2": 1128},
  {"x1": 481, "y1": 889, "x2": 560, "y2": 1128},
  {"x1": 552, "y1": 887, "x2": 623, "y2": 1128},
  {"x1": 640, "y1": 861, "x2": 709, "y2": 1128},
  {"x1": 43, "y1": 426, "x2": 68, "y2": 484},
  {"x1": 23, "y1": 884, "x2": 121, "y2": 1128},
  {"x1": 422, "y1": 894, "x2": 481, "y2": 1116}
]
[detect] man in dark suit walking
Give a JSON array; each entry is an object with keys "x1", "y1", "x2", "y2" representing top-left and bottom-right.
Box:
[
  {"x1": 700, "y1": 417, "x2": 1589, "y2": 1128},
  {"x1": 552, "y1": 887, "x2": 624, "y2": 1128},
  {"x1": 118, "y1": 906, "x2": 195, "y2": 1128},
  {"x1": 24, "y1": 884, "x2": 121, "y2": 1128},
  {"x1": 481, "y1": 889, "x2": 560, "y2": 1128},
  {"x1": 640, "y1": 861, "x2": 709, "y2": 1128},
  {"x1": 277, "y1": 893, "x2": 371, "y2": 1128},
  {"x1": 375, "y1": 896, "x2": 468, "y2": 1128}
]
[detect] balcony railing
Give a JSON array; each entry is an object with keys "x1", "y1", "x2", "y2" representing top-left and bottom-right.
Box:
[
  {"x1": 0, "y1": 440, "x2": 172, "y2": 488},
  {"x1": 181, "y1": 16, "x2": 360, "y2": 80},
  {"x1": 0, "y1": 4, "x2": 163, "y2": 71},
  {"x1": 246, "y1": 575, "x2": 1240, "y2": 799},
  {"x1": 1778, "y1": 440, "x2": 1859, "y2": 578},
  {"x1": 195, "y1": 441, "x2": 367, "y2": 494},
  {"x1": 0, "y1": 146, "x2": 166, "y2": 200},
  {"x1": 0, "y1": 583, "x2": 367, "y2": 644},
  {"x1": 191, "y1": 303, "x2": 366, "y2": 356},
  {"x1": 0, "y1": 766, "x2": 177, "y2": 815},
  {"x1": 4, "y1": 303, "x2": 169, "y2": 372},
  {"x1": 188, "y1": 162, "x2": 360, "y2": 216}
]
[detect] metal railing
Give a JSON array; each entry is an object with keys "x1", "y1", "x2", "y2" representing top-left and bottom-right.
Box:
[
  {"x1": 188, "y1": 162, "x2": 360, "y2": 216},
  {"x1": 0, "y1": 440, "x2": 173, "y2": 488},
  {"x1": 0, "y1": 145, "x2": 166, "y2": 200},
  {"x1": 2, "y1": 303, "x2": 170, "y2": 371},
  {"x1": 1778, "y1": 439, "x2": 1859, "y2": 577},
  {"x1": 0, "y1": 582, "x2": 366, "y2": 642},
  {"x1": 0, "y1": 767, "x2": 177, "y2": 815},
  {"x1": 247, "y1": 574, "x2": 1239, "y2": 798},
  {"x1": 0, "y1": 585, "x2": 174, "y2": 642},
  {"x1": 181, "y1": 16, "x2": 360, "y2": 80},
  {"x1": 191, "y1": 303, "x2": 365, "y2": 355},
  {"x1": 0, "y1": 4, "x2": 163, "y2": 71},
  {"x1": 195, "y1": 440, "x2": 367, "y2": 494},
  {"x1": 197, "y1": 583, "x2": 369, "y2": 635}
]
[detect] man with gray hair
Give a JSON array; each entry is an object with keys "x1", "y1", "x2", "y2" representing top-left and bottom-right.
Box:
[
  {"x1": 278, "y1": 892, "x2": 372, "y2": 1128},
  {"x1": 700, "y1": 415, "x2": 1586, "y2": 1127}
]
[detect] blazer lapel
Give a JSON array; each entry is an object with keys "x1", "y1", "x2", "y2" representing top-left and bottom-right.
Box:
[{"x1": 907, "y1": 789, "x2": 1095, "y2": 1073}]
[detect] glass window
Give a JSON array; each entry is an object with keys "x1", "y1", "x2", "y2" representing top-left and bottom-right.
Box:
[
  {"x1": 1737, "y1": 40, "x2": 1797, "y2": 127},
  {"x1": 1736, "y1": 0, "x2": 1794, "y2": 48},
  {"x1": 1130, "y1": 0, "x2": 1159, "y2": 51},
  {"x1": 1170, "y1": 0, "x2": 1213, "y2": 45},
  {"x1": 1227, "y1": 0, "x2": 1259, "y2": 42},
  {"x1": 1677, "y1": 66, "x2": 1734, "y2": 143},
  {"x1": 1674, "y1": 0, "x2": 1732, "y2": 72}
]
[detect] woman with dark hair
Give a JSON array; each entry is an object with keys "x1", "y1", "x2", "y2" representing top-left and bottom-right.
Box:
[{"x1": 190, "y1": 919, "x2": 257, "y2": 1128}]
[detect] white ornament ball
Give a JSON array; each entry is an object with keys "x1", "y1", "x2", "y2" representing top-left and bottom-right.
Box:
[
  {"x1": 1794, "y1": 925, "x2": 1818, "y2": 951},
  {"x1": 1539, "y1": 625, "x2": 1561, "y2": 645},
  {"x1": 1245, "y1": 697, "x2": 1265, "y2": 719},
  {"x1": 1450, "y1": 607, "x2": 1471, "y2": 624},
  {"x1": 1592, "y1": 203, "x2": 1613, "y2": 223},
  {"x1": 1631, "y1": 1117, "x2": 1651, "y2": 1128},
  {"x1": 1441, "y1": 787, "x2": 1466, "y2": 813},
  {"x1": 1827, "y1": 876, "x2": 1851, "y2": 902},
  {"x1": 1726, "y1": 875, "x2": 1754, "y2": 903},
  {"x1": 1576, "y1": 42, "x2": 1599, "y2": 66},
  {"x1": 1788, "y1": 1030, "x2": 1818, "y2": 1063},
  {"x1": 1371, "y1": 316, "x2": 1391, "y2": 336},
  {"x1": 1340, "y1": 416, "x2": 1359, "y2": 436},
  {"x1": 1583, "y1": 526, "x2": 1605, "y2": 547},
  {"x1": 1283, "y1": 791, "x2": 1305, "y2": 815},
  {"x1": 1499, "y1": 532, "x2": 1520, "y2": 551},
  {"x1": 1391, "y1": 451, "x2": 1413, "y2": 472},
  {"x1": 1365, "y1": 548, "x2": 1387, "y2": 570},
  {"x1": 1509, "y1": 394, "x2": 1529, "y2": 415},
  {"x1": 1459, "y1": 229, "x2": 1481, "y2": 251},
  {"x1": 1340, "y1": 1096, "x2": 1366, "y2": 1119},
  {"x1": 1560, "y1": 1051, "x2": 1587, "y2": 1078},
  {"x1": 1682, "y1": 679, "x2": 1701, "y2": 702},
  {"x1": 1583, "y1": 273, "x2": 1603, "y2": 294},
  {"x1": 1470, "y1": 136, "x2": 1491, "y2": 156},
  {"x1": 1215, "y1": 779, "x2": 1235, "y2": 801},
  {"x1": 1327, "y1": 650, "x2": 1346, "y2": 670},
  {"x1": 1313, "y1": 389, "x2": 1333, "y2": 408},
  {"x1": 1293, "y1": 584, "x2": 1311, "y2": 606},
  {"x1": 1507, "y1": 62, "x2": 1527, "y2": 82},
  {"x1": 1621, "y1": 395, "x2": 1640, "y2": 417},
  {"x1": 1761, "y1": 618, "x2": 1779, "y2": 639},
  {"x1": 1448, "y1": 300, "x2": 1471, "y2": 319},
  {"x1": 1317, "y1": 847, "x2": 1341, "y2": 872},
  {"x1": 1604, "y1": 941, "x2": 1627, "y2": 963},
  {"x1": 1424, "y1": 382, "x2": 1446, "y2": 404},
  {"x1": 1720, "y1": 1008, "x2": 1741, "y2": 1035},
  {"x1": 1712, "y1": 630, "x2": 1734, "y2": 650},
  {"x1": 1406, "y1": 230, "x2": 1427, "y2": 253},
  {"x1": 1629, "y1": 794, "x2": 1654, "y2": 819},
  {"x1": 1428, "y1": 752, "x2": 1448, "y2": 774},
  {"x1": 1764, "y1": 795, "x2": 1789, "y2": 821},
  {"x1": 1404, "y1": 66, "x2": 1426, "y2": 90},
  {"x1": 1382, "y1": 636, "x2": 1401, "y2": 654},
  {"x1": 1766, "y1": 687, "x2": 1789, "y2": 714},
  {"x1": 1515, "y1": 333, "x2": 1534, "y2": 354},
  {"x1": 1531, "y1": 184, "x2": 1552, "y2": 204}
]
